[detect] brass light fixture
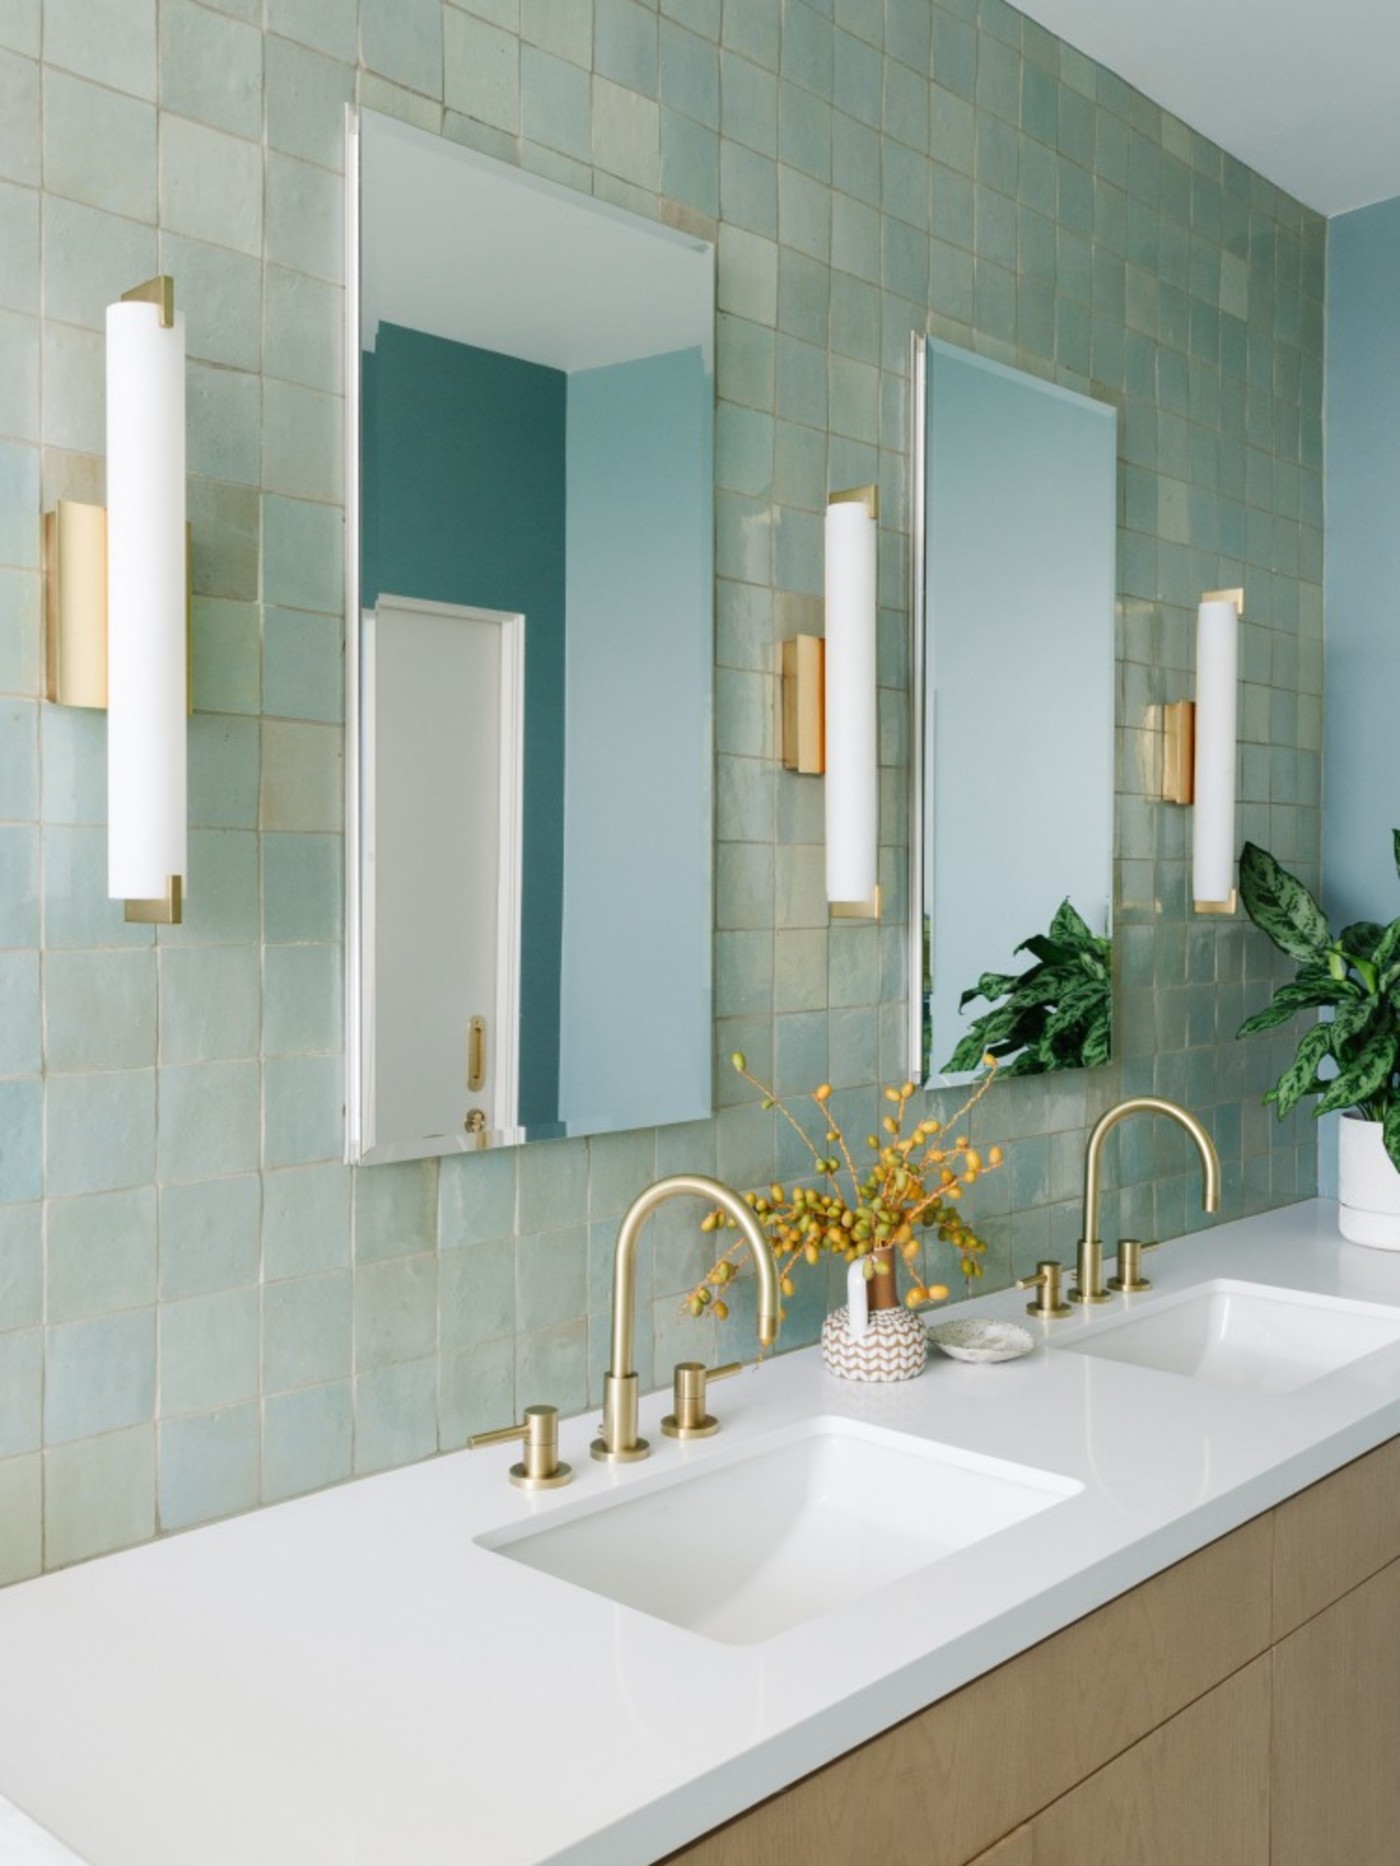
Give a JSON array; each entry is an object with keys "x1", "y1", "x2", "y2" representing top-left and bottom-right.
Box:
[{"x1": 42, "y1": 276, "x2": 190, "y2": 925}]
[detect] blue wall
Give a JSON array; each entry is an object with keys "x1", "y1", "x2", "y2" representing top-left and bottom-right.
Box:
[
  {"x1": 362, "y1": 325, "x2": 565, "y2": 1130},
  {"x1": 560, "y1": 349, "x2": 712, "y2": 1134},
  {"x1": 1323, "y1": 199, "x2": 1400, "y2": 1190}
]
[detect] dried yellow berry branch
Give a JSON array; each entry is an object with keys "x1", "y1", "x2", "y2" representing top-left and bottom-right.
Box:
[{"x1": 684, "y1": 1056, "x2": 1006, "y2": 1327}]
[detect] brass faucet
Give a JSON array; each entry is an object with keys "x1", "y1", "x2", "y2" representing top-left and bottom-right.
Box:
[
  {"x1": 591, "y1": 1175, "x2": 781, "y2": 1463},
  {"x1": 1073, "y1": 1097, "x2": 1220, "y2": 1304}
]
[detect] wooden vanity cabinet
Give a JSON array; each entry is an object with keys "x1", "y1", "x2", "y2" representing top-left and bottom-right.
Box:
[{"x1": 664, "y1": 1437, "x2": 1400, "y2": 1866}]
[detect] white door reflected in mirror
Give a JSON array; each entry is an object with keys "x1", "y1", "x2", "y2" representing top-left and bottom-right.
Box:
[{"x1": 364, "y1": 597, "x2": 522, "y2": 1156}]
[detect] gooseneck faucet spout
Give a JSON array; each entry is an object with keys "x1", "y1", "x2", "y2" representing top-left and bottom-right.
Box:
[
  {"x1": 591, "y1": 1174, "x2": 780, "y2": 1463},
  {"x1": 1073, "y1": 1096, "x2": 1220, "y2": 1304}
]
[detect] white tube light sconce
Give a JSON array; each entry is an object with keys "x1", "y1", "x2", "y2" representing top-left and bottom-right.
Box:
[
  {"x1": 779, "y1": 484, "x2": 881, "y2": 921},
  {"x1": 1160, "y1": 587, "x2": 1243, "y2": 915},
  {"x1": 43, "y1": 276, "x2": 189, "y2": 925}
]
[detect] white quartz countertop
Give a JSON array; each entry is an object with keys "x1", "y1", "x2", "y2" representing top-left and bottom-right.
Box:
[{"x1": 1, "y1": 1199, "x2": 1398, "y2": 1866}]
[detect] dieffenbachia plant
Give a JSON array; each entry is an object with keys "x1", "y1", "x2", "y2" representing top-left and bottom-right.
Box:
[
  {"x1": 944, "y1": 898, "x2": 1111, "y2": 1077},
  {"x1": 1237, "y1": 835, "x2": 1400, "y2": 1171}
]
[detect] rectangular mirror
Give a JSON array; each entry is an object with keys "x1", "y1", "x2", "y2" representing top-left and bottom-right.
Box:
[
  {"x1": 347, "y1": 111, "x2": 715, "y2": 1163},
  {"x1": 910, "y1": 338, "x2": 1116, "y2": 1086}
]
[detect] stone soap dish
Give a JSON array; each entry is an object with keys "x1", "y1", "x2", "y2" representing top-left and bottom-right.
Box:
[{"x1": 927, "y1": 1319, "x2": 1036, "y2": 1365}]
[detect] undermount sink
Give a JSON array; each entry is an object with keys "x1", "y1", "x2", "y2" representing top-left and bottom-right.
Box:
[
  {"x1": 1061, "y1": 1279, "x2": 1400, "y2": 1394},
  {"x1": 478, "y1": 1416, "x2": 1081, "y2": 1646}
]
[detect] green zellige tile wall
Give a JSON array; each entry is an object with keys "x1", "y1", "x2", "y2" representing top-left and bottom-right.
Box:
[{"x1": 0, "y1": 0, "x2": 1323, "y2": 1581}]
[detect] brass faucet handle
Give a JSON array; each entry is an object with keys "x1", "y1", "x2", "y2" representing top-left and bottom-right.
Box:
[
  {"x1": 468, "y1": 1403, "x2": 573, "y2": 1490},
  {"x1": 661, "y1": 1360, "x2": 741, "y2": 1439},
  {"x1": 1108, "y1": 1238, "x2": 1158, "y2": 1294},
  {"x1": 1017, "y1": 1260, "x2": 1072, "y2": 1319}
]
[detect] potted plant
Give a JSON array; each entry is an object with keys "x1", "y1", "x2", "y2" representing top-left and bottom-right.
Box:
[
  {"x1": 1236, "y1": 835, "x2": 1400, "y2": 1248},
  {"x1": 944, "y1": 898, "x2": 1112, "y2": 1076},
  {"x1": 689, "y1": 1057, "x2": 1006, "y2": 1379}
]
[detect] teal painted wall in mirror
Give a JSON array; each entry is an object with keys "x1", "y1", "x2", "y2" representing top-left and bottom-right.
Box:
[
  {"x1": 561, "y1": 347, "x2": 712, "y2": 1137},
  {"x1": 916, "y1": 340, "x2": 1115, "y2": 1085}
]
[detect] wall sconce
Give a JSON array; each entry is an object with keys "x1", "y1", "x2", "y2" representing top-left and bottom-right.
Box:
[
  {"x1": 780, "y1": 485, "x2": 880, "y2": 921},
  {"x1": 44, "y1": 276, "x2": 188, "y2": 925},
  {"x1": 1161, "y1": 587, "x2": 1242, "y2": 915}
]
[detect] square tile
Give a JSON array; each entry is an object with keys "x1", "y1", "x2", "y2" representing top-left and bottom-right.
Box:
[
  {"x1": 47, "y1": 1186, "x2": 157, "y2": 1322},
  {"x1": 44, "y1": 1425, "x2": 155, "y2": 1566}
]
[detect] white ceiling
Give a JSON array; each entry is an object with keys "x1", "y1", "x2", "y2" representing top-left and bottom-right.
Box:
[{"x1": 1014, "y1": 0, "x2": 1400, "y2": 217}]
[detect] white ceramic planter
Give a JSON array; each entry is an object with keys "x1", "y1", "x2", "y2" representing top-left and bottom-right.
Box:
[{"x1": 1338, "y1": 1116, "x2": 1400, "y2": 1249}]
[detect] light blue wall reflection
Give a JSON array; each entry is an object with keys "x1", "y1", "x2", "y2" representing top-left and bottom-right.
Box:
[{"x1": 923, "y1": 340, "x2": 1117, "y2": 1082}]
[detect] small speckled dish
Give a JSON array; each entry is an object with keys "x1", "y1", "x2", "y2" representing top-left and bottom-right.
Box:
[{"x1": 927, "y1": 1319, "x2": 1036, "y2": 1365}]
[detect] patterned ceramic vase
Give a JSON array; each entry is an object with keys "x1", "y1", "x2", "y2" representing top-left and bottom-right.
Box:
[{"x1": 820, "y1": 1247, "x2": 928, "y2": 1382}]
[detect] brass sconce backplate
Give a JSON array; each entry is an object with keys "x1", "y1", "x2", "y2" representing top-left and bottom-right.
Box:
[
  {"x1": 1161, "y1": 698, "x2": 1194, "y2": 805},
  {"x1": 44, "y1": 501, "x2": 108, "y2": 710},
  {"x1": 781, "y1": 634, "x2": 825, "y2": 774},
  {"x1": 124, "y1": 877, "x2": 183, "y2": 926},
  {"x1": 829, "y1": 483, "x2": 879, "y2": 521}
]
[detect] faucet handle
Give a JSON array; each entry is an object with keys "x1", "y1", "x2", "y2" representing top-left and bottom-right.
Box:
[
  {"x1": 1017, "y1": 1260, "x2": 1072, "y2": 1319},
  {"x1": 1108, "y1": 1238, "x2": 1158, "y2": 1294},
  {"x1": 661, "y1": 1360, "x2": 741, "y2": 1439},
  {"x1": 468, "y1": 1403, "x2": 572, "y2": 1490}
]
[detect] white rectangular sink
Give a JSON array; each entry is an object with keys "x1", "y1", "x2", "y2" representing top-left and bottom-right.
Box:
[
  {"x1": 478, "y1": 1416, "x2": 1080, "y2": 1645},
  {"x1": 1062, "y1": 1279, "x2": 1400, "y2": 1394}
]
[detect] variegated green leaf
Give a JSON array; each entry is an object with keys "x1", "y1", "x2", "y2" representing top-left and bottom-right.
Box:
[
  {"x1": 1314, "y1": 1027, "x2": 1398, "y2": 1118},
  {"x1": 1005, "y1": 974, "x2": 1065, "y2": 1011},
  {"x1": 943, "y1": 1032, "x2": 986, "y2": 1073},
  {"x1": 1042, "y1": 978, "x2": 1105, "y2": 1041},
  {"x1": 1237, "y1": 976, "x2": 1348, "y2": 1037},
  {"x1": 1328, "y1": 995, "x2": 1376, "y2": 1052},
  {"x1": 1049, "y1": 898, "x2": 1094, "y2": 948},
  {"x1": 1016, "y1": 934, "x2": 1076, "y2": 967},
  {"x1": 1239, "y1": 842, "x2": 1331, "y2": 962},
  {"x1": 1238, "y1": 1000, "x2": 1307, "y2": 1036},
  {"x1": 1080, "y1": 1008, "x2": 1112, "y2": 1067},
  {"x1": 958, "y1": 970, "x2": 1021, "y2": 1011},
  {"x1": 1338, "y1": 921, "x2": 1386, "y2": 962},
  {"x1": 1267, "y1": 1022, "x2": 1332, "y2": 1119},
  {"x1": 1372, "y1": 917, "x2": 1400, "y2": 981},
  {"x1": 1393, "y1": 829, "x2": 1400, "y2": 883}
]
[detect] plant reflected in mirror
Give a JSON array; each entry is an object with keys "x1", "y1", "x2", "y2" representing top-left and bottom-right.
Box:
[{"x1": 945, "y1": 899, "x2": 1112, "y2": 1078}]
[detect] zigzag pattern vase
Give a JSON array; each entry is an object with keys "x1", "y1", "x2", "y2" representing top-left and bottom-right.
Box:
[{"x1": 821, "y1": 1302, "x2": 928, "y2": 1382}]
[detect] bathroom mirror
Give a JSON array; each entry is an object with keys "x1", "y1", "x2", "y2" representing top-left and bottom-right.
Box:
[
  {"x1": 346, "y1": 111, "x2": 715, "y2": 1163},
  {"x1": 910, "y1": 338, "x2": 1116, "y2": 1086}
]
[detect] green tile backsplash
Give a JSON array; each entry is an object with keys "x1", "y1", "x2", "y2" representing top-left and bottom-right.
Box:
[{"x1": 0, "y1": 0, "x2": 1322, "y2": 1583}]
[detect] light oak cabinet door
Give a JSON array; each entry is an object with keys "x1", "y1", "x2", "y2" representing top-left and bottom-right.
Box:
[
  {"x1": 967, "y1": 1830, "x2": 1032, "y2": 1864},
  {"x1": 1018, "y1": 1657, "x2": 1271, "y2": 1866},
  {"x1": 1271, "y1": 1558, "x2": 1400, "y2": 1866},
  {"x1": 1271, "y1": 1437, "x2": 1400, "y2": 1639}
]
